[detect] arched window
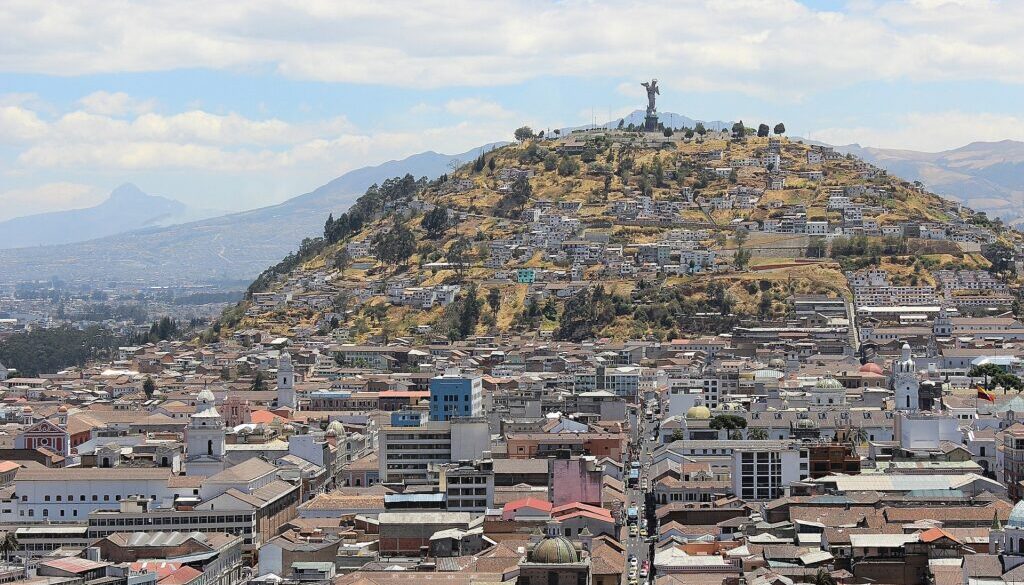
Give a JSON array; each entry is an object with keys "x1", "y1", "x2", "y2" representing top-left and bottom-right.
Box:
[
  {"x1": 906, "y1": 395, "x2": 911, "y2": 409},
  {"x1": 207, "y1": 440, "x2": 213, "y2": 455}
]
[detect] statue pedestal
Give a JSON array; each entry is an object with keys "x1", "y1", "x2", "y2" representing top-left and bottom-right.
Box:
[{"x1": 644, "y1": 113, "x2": 659, "y2": 132}]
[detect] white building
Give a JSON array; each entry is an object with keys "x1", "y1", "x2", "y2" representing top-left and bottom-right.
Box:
[
  {"x1": 277, "y1": 352, "x2": 296, "y2": 410},
  {"x1": 892, "y1": 343, "x2": 920, "y2": 412},
  {"x1": 185, "y1": 387, "x2": 227, "y2": 476}
]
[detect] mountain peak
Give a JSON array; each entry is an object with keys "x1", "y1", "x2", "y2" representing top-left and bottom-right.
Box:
[{"x1": 107, "y1": 183, "x2": 149, "y2": 202}]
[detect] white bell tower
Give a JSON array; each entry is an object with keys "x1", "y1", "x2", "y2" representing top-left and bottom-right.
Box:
[
  {"x1": 893, "y1": 343, "x2": 919, "y2": 412},
  {"x1": 185, "y1": 387, "x2": 226, "y2": 476},
  {"x1": 277, "y1": 352, "x2": 296, "y2": 409}
]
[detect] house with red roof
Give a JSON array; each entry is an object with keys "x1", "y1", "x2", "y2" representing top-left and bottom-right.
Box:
[{"x1": 501, "y1": 497, "x2": 553, "y2": 521}]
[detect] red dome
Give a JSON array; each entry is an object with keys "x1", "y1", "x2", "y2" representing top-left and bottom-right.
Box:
[{"x1": 859, "y1": 362, "x2": 884, "y2": 375}]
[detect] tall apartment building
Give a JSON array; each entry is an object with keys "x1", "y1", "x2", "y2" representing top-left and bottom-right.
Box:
[
  {"x1": 730, "y1": 443, "x2": 809, "y2": 501},
  {"x1": 429, "y1": 369, "x2": 483, "y2": 422},
  {"x1": 1004, "y1": 427, "x2": 1024, "y2": 501},
  {"x1": 378, "y1": 418, "x2": 490, "y2": 484},
  {"x1": 439, "y1": 458, "x2": 494, "y2": 513}
]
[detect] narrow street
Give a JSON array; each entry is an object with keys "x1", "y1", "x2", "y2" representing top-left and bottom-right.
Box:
[{"x1": 624, "y1": 397, "x2": 657, "y2": 584}]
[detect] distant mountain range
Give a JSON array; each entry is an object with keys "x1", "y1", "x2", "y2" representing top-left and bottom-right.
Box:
[
  {"x1": 0, "y1": 145, "x2": 502, "y2": 285},
  {"x1": 0, "y1": 184, "x2": 222, "y2": 249},
  {"x1": 835, "y1": 140, "x2": 1024, "y2": 225}
]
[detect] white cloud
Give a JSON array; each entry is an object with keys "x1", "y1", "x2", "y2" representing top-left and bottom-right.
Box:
[
  {"x1": 3, "y1": 93, "x2": 513, "y2": 174},
  {"x1": 78, "y1": 91, "x2": 157, "y2": 116},
  {"x1": 0, "y1": 182, "x2": 105, "y2": 221},
  {"x1": 444, "y1": 98, "x2": 514, "y2": 119},
  {"x1": 813, "y1": 111, "x2": 1024, "y2": 152},
  {"x1": 2, "y1": 0, "x2": 1024, "y2": 96}
]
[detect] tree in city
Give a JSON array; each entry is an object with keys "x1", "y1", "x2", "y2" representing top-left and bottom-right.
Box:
[
  {"x1": 813, "y1": 569, "x2": 837, "y2": 585},
  {"x1": 143, "y1": 376, "x2": 157, "y2": 399},
  {"x1": 757, "y1": 123, "x2": 770, "y2": 137},
  {"x1": 969, "y1": 363, "x2": 1023, "y2": 392},
  {"x1": 695, "y1": 122, "x2": 707, "y2": 136},
  {"x1": 747, "y1": 427, "x2": 768, "y2": 440},
  {"x1": 773, "y1": 122, "x2": 786, "y2": 135},
  {"x1": 0, "y1": 532, "x2": 17, "y2": 562},
  {"x1": 709, "y1": 414, "x2": 747, "y2": 431},
  {"x1": 251, "y1": 371, "x2": 267, "y2": 391}
]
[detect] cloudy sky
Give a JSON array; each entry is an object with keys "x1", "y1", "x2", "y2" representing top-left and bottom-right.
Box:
[{"x1": 2, "y1": 0, "x2": 1024, "y2": 220}]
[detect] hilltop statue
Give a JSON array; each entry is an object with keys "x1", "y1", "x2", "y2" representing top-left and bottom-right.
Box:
[
  {"x1": 641, "y1": 79, "x2": 659, "y2": 115},
  {"x1": 641, "y1": 79, "x2": 660, "y2": 132}
]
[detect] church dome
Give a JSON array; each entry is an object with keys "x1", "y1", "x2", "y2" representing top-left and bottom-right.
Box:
[
  {"x1": 794, "y1": 418, "x2": 818, "y2": 430},
  {"x1": 197, "y1": 387, "x2": 216, "y2": 404},
  {"x1": 327, "y1": 420, "x2": 345, "y2": 435},
  {"x1": 57, "y1": 405, "x2": 68, "y2": 413},
  {"x1": 530, "y1": 536, "x2": 580, "y2": 564},
  {"x1": 685, "y1": 405, "x2": 712, "y2": 420},
  {"x1": 1008, "y1": 500, "x2": 1024, "y2": 528},
  {"x1": 859, "y1": 362, "x2": 884, "y2": 375},
  {"x1": 814, "y1": 376, "x2": 844, "y2": 391},
  {"x1": 768, "y1": 358, "x2": 786, "y2": 369}
]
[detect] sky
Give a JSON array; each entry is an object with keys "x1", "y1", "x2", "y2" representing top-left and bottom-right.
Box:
[{"x1": 2, "y1": 0, "x2": 1024, "y2": 221}]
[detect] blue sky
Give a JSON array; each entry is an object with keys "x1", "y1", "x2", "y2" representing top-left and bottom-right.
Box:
[{"x1": 2, "y1": 0, "x2": 1024, "y2": 220}]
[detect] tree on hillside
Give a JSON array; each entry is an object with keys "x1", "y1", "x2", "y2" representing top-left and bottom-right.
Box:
[
  {"x1": 332, "y1": 248, "x2": 353, "y2": 276},
  {"x1": 448, "y1": 236, "x2": 472, "y2": 280},
  {"x1": 514, "y1": 126, "x2": 535, "y2": 142},
  {"x1": 473, "y1": 153, "x2": 485, "y2": 172},
  {"x1": 662, "y1": 127, "x2": 674, "y2": 137},
  {"x1": 554, "y1": 286, "x2": 621, "y2": 341},
  {"x1": 774, "y1": 122, "x2": 786, "y2": 135},
  {"x1": 496, "y1": 175, "x2": 533, "y2": 218},
  {"x1": 543, "y1": 152, "x2": 558, "y2": 171},
  {"x1": 487, "y1": 287, "x2": 501, "y2": 315},
  {"x1": 734, "y1": 247, "x2": 751, "y2": 269},
  {"x1": 488, "y1": 157, "x2": 496, "y2": 171},
  {"x1": 557, "y1": 156, "x2": 579, "y2": 177},
  {"x1": 695, "y1": 122, "x2": 707, "y2": 136},
  {"x1": 731, "y1": 121, "x2": 746, "y2": 140},
  {"x1": 372, "y1": 222, "x2": 416, "y2": 265},
  {"x1": 735, "y1": 227, "x2": 749, "y2": 247},
  {"x1": 757, "y1": 123, "x2": 770, "y2": 137},
  {"x1": 421, "y1": 205, "x2": 452, "y2": 239}
]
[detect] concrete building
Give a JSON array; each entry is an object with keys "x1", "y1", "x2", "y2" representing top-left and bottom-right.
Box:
[
  {"x1": 185, "y1": 387, "x2": 227, "y2": 476},
  {"x1": 730, "y1": 442, "x2": 809, "y2": 501},
  {"x1": 439, "y1": 458, "x2": 494, "y2": 513},
  {"x1": 429, "y1": 369, "x2": 483, "y2": 422},
  {"x1": 377, "y1": 418, "x2": 490, "y2": 484},
  {"x1": 549, "y1": 455, "x2": 603, "y2": 508}
]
